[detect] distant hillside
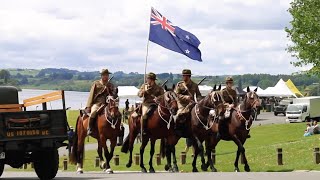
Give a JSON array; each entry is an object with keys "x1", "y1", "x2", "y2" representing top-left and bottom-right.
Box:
[{"x1": 0, "y1": 68, "x2": 320, "y2": 95}]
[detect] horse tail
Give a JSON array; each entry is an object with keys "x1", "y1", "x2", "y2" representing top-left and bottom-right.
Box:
[
  {"x1": 121, "y1": 134, "x2": 130, "y2": 153},
  {"x1": 69, "y1": 116, "x2": 80, "y2": 164},
  {"x1": 160, "y1": 138, "x2": 166, "y2": 159}
]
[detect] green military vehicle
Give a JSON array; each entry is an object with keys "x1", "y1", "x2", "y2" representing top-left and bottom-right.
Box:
[{"x1": 0, "y1": 86, "x2": 69, "y2": 179}]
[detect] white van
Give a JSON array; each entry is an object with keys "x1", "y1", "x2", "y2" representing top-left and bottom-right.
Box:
[{"x1": 286, "y1": 97, "x2": 320, "y2": 123}]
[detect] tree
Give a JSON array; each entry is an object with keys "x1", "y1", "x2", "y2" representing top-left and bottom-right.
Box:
[
  {"x1": 0, "y1": 69, "x2": 11, "y2": 83},
  {"x1": 286, "y1": 0, "x2": 320, "y2": 76}
]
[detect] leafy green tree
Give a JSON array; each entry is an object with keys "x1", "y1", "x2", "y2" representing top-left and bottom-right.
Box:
[
  {"x1": 0, "y1": 69, "x2": 11, "y2": 83},
  {"x1": 286, "y1": 0, "x2": 320, "y2": 75}
]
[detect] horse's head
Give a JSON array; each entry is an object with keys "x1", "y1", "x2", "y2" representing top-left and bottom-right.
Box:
[
  {"x1": 163, "y1": 84, "x2": 178, "y2": 115},
  {"x1": 106, "y1": 87, "x2": 120, "y2": 119},
  {"x1": 244, "y1": 86, "x2": 260, "y2": 110},
  {"x1": 209, "y1": 85, "x2": 225, "y2": 116}
]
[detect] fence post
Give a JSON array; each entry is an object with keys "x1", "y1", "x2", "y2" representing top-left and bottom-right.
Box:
[
  {"x1": 277, "y1": 148, "x2": 283, "y2": 165},
  {"x1": 314, "y1": 147, "x2": 320, "y2": 164},
  {"x1": 63, "y1": 158, "x2": 68, "y2": 170},
  {"x1": 114, "y1": 155, "x2": 120, "y2": 166},
  {"x1": 134, "y1": 153, "x2": 140, "y2": 165},
  {"x1": 156, "y1": 154, "x2": 161, "y2": 165},
  {"x1": 95, "y1": 156, "x2": 100, "y2": 168},
  {"x1": 23, "y1": 163, "x2": 27, "y2": 169},
  {"x1": 180, "y1": 152, "x2": 186, "y2": 165}
]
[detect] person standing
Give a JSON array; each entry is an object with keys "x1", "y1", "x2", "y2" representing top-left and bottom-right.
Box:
[
  {"x1": 86, "y1": 69, "x2": 114, "y2": 136},
  {"x1": 137, "y1": 72, "x2": 164, "y2": 136},
  {"x1": 125, "y1": 99, "x2": 130, "y2": 111}
]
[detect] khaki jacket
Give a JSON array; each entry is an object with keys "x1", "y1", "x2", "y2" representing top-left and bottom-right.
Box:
[
  {"x1": 138, "y1": 83, "x2": 164, "y2": 105},
  {"x1": 175, "y1": 80, "x2": 202, "y2": 106},
  {"x1": 221, "y1": 87, "x2": 237, "y2": 106},
  {"x1": 86, "y1": 80, "x2": 114, "y2": 108}
]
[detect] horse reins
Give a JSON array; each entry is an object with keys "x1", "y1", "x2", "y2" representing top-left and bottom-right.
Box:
[
  {"x1": 105, "y1": 96, "x2": 120, "y2": 129},
  {"x1": 154, "y1": 93, "x2": 177, "y2": 129}
]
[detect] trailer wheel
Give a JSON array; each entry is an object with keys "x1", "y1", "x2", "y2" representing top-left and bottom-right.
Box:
[
  {"x1": 0, "y1": 161, "x2": 4, "y2": 177},
  {"x1": 34, "y1": 149, "x2": 59, "y2": 180}
]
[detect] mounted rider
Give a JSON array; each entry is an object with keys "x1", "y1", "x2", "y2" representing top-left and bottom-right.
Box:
[
  {"x1": 86, "y1": 69, "x2": 115, "y2": 136},
  {"x1": 174, "y1": 69, "x2": 202, "y2": 125},
  {"x1": 137, "y1": 72, "x2": 164, "y2": 136},
  {"x1": 221, "y1": 76, "x2": 237, "y2": 118}
]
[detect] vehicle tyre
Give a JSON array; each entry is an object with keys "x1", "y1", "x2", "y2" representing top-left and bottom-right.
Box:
[
  {"x1": 34, "y1": 149, "x2": 59, "y2": 180},
  {"x1": 304, "y1": 117, "x2": 310, "y2": 122},
  {"x1": 274, "y1": 112, "x2": 278, "y2": 116},
  {"x1": 0, "y1": 161, "x2": 4, "y2": 177}
]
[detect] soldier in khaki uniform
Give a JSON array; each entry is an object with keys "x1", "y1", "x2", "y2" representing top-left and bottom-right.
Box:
[
  {"x1": 86, "y1": 69, "x2": 114, "y2": 135},
  {"x1": 221, "y1": 76, "x2": 237, "y2": 118},
  {"x1": 137, "y1": 72, "x2": 164, "y2": 136},
  {"x1": 174, "y1": 69, "x2": 202, "y2": 123}
]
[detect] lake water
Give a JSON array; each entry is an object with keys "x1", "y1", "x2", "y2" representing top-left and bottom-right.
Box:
[
  {"x1": 18, "y1": 89, "x2": 210, "y2": 110},
  {"x1": 18, "y1": 89, "x2": 142, "y2": 110}
]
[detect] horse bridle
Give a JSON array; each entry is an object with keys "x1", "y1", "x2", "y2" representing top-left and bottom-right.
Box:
[
  {"x1": 237, "y1": 92, "x2": 259, "y2": 130},
  {"x1": 195, "y1": 92, "x2": 224, "y2": 130},
  {"x1": 105, "y1": 95, "x2": 120, "y2": 129},
  {"x1": 155, "y1": 91, "x2": 178, "y2": 129}
]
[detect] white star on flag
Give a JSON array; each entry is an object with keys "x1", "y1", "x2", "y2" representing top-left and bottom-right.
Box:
[
  {"x1": 186, "y1": 35, "x2": 190, "y2": 39},
  {"x1": 185, "y1": 49, "x2": 190, "y2": 54}
]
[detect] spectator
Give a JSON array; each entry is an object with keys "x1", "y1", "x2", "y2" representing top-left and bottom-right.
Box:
[
  {"x1": 125, "y1": 99, "x2": 130, "y2": 111},
  {"x1": 313, "y1": 121, "x2": 320, "y2": 134},
  {"x1": 304, "y1": 123, "x2": 314, "y2": 137}
]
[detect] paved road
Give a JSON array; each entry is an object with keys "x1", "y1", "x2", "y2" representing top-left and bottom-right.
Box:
[
  {"x1": 58, "y1": 112, "x2": 288, "y2": 156},
  {"x1": 1, "y1": 171, "x2": 320, "y2": 180}
]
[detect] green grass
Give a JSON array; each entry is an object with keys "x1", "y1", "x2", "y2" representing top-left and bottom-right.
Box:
[{"x1": 11, "y1": 112, "x2": 320, "y2": 172}]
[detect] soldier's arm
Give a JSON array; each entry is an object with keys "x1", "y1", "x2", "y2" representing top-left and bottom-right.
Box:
[
  {"x1": 86, "y1": 82, "x2": 96, "y2": 108},
  {"x1": 138, "y1": 85, "x2": 145, "y2": 98},
  {"x1": 175, "y1": 84, "x2": 190, "y2": 100}
]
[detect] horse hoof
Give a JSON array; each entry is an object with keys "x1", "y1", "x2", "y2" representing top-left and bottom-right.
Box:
[
  {"x1": 141, "y1": 167, "x2": 147, "y2": 173},
  {"x1": 164, "y1": 165, "x2": 170, "y2": 171},
  {"x1": 211, "y1": 167, "x2": 217, "y2": 172},
  {"x1": 105, "y1": 168, "x2": 114, "y2": 174},
  {"x1": 201, "y1": 164, "x2": 208, "y2": 172},
  {"x1": 192, "y1": 168, "x2": 198, "y2": 172},
  {"x1": 173, "y1": 166, "x2": 179, "y2": 173},
  {"x1": 244, "y1": 165, "x2": 251, "y2": 172},
  {"x1": 149, "y1": 167, "x2": 155, "y2": 173},
  {"x1": 76, "y1": 170, "x2": 83, "y2": 174},
  {"x1": 126, "y1": 162, "x2": 132, "y2": 168},
  {"x1": 235, "y1": 168, "x2": 240, "y2": 172}
]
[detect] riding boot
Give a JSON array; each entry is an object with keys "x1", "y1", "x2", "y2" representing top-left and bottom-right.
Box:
[
  {"x1": 142, "y1": 115, "x2": 148, "y2": 136},
  {"x1": 87, "y1": 117, "x2": 95, "y2": 136}
]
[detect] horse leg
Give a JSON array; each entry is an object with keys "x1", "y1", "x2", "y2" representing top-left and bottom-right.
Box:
[
  {"x1": 100, "y1": 137, "x2": 111, "y2": 173},
  {"x1": 191, "y1": 137, "x2": 202, "y2": 172},
  {"x1": 164, "y1": 144, "x2": 172, "y2": 172},
  {"x1": 148, "y1": 139, "x2": 156, "y2": 173},
  {"x1": 126, "y1": 130, "x2": 138, "y2": 168},
  {"x1": 76, "y1": 133, "x2": 86, "y2": 174},
  {"x1": 105, "y1": 138, "x2": 116, "y2": 174},
  {"x1": 97, "y1": 141, "x2": 106, "y2": 169},
  {"x1": 241, "y1": 139, "x2": 250, "y2": 172},
  {"x1": 232, "y1": 135, "x2": 244, "y2": 172},
  {"x1": 140, "y1": 137, "x2": 149, "y2": 173},
  {"x1": 208, "y1": 136, "x2": 220, "y2": 172},
  {"x1": 171, "y1": 145, "x2": 179, "y2": 172}
]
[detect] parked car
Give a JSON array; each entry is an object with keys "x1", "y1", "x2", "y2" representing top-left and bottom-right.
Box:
[{"x1": 274, "y1": 98, "x2": 293, "y2": 116}]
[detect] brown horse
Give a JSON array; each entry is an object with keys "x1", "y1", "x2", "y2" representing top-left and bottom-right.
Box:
[
  {"x1": 121, "y1": 85, "x2": 180, "y2": 173},
  {"x1": 190, "y1": 85, "x2": 225, "y2": 172},
  {"x1": 209, "y1": 86, "x2": 260, "y2": 172},
  {"x1": 70, "y1": 88, "x2": 122, "y2": 174}
]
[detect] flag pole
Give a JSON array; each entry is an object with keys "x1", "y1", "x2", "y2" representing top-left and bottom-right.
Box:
[{"x1": 141, "y1": 7, "x2": 152, "y2": 140}]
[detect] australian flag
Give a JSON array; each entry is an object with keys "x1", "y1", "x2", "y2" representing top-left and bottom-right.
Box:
[{"x1": 149, "y1": 7, "x2": 202, "y2": 62}]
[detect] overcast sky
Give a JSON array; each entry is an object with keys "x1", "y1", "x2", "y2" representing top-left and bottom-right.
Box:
[{"x1": 0, "y1": 0, "x2": 311, "y2": 75}]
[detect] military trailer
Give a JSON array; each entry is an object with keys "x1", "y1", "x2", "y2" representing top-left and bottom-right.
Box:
[{"x1": 0, "y1": 86, "x2": 69, "y2": 179}]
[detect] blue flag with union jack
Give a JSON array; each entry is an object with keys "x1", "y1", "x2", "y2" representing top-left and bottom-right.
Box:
[{"x1": 149, "y1": 7, "x2": 202, "y2": 62}]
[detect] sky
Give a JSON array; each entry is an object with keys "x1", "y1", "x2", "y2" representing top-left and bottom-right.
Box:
[{"x1": 0, "y1": 0, "x2": 311, "y2": 75}]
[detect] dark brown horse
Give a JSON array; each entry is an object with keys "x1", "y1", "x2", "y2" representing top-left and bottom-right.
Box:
[
  {"x1": 209, "y1": 86, "x2": 260, "y2": 172},
  {"x1": 70, "y1": 88, "x2": 122, "y2": 174},
  {"x1": 121, "y1": 85, "x2": 180, "y2": 173},
  {"x1": 190, "y1": 85, "x2": 225, "y2": 172}
]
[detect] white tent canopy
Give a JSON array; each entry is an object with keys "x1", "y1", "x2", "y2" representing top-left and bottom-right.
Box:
[
  {"x1": 117, "y1": 86, "x2": 139, "y2": 96},
  {"x1": 243, "y1": 86, "x2": 264, "y2": 93},
  {"x1": 258, "y1": 79, "x2": 296, "y2": 97}
]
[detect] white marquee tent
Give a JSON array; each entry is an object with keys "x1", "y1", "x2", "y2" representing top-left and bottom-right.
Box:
[
  {"x1": 117, "y1": 86, "x2": 139, "y2": 96},
  {"x1": 257, "y1": 79, "x2": 296, "y2": 97}
]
